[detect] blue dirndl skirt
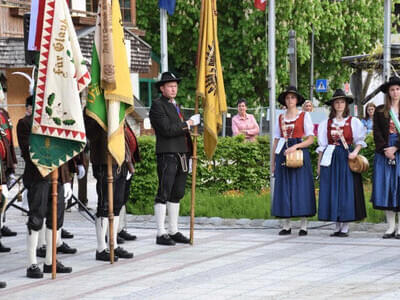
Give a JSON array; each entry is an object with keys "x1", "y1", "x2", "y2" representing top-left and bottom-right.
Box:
[
  {"x1": 272, "y1": 138, "x2": 316, "y2": 218},
  {"x1": 318, "y1": 144, "x2": 366, "y2": 222},
  {"x1": 371, "y1": 133, "x2": 400, "y2": 211}
]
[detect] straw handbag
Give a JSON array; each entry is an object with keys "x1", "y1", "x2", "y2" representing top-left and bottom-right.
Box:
[
  {"x1": 335, "y1": 123, "x2": 369, "y2": 174},
  {"x1": 348, "y1": 154, "x2": 369, "y2": 173},
  {"x1": 281, "y1": 116, "x2": 303, "y2": 168},
  {"x1": 286, "y1": 149, "x2": 304, "y2": 168}
]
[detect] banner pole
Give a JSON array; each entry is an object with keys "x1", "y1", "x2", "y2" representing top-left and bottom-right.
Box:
[
  {"x1": 51, "y1": 169, "x2": 58, "y2": 279},
  {"x1": 107, "y1": 153, "x2": 115, "y2": 263}
]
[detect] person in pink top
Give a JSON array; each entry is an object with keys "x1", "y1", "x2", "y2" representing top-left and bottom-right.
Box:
[{"x1": 232, "y1": 98, "x2": 260, "y2": 141}]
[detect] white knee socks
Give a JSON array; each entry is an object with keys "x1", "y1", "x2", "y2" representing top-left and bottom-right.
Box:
[
  {"x1": 167, "y1": 202, "x2": 180, "y2": 235},
  {"x1": 300, "y1": 218, "x2": 308, "y2": 231},
  {"x1": 340, "y1": 222, "x2": 349, "y2": 234},
  {"x1": 96, "y1": 217, "x2": 108, "y2": 252},
  {"x1": 27, "y1": 230, "x2": 39, "y2": 266},
  {"x1": 385, "y1": 210, "x2": 396, "y2": 234},
  {"x1": 113, "y1": 216, "x2": 120, "y2": 248},
  {"x1": 38, "y1": 222, "x2": 46, "y2": 248},
  {"x1": 155, "y1": 204, "x2": 167, "y2": 236},
  {"x1": 45, "y1": 228, "x2": 59, "y2": 265},
  {"x1": 282, "y1": 219, "x2": 291, "y2": 230},
  {"x1": 118, "y1": 205, "x2": 127, "y2": 233}
]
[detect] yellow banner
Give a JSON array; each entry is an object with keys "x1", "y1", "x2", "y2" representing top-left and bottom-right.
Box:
[
  {"x1": 196, "y1": 0, "x2": 226, "y2": 159},
  {"x1": 104, "y1": 0, "x2": 134, "y2": 166}
]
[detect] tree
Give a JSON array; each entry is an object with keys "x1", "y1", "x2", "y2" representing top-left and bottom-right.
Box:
[{"x1": 137, "y1": 0, "x2": 386, "y2": 107}]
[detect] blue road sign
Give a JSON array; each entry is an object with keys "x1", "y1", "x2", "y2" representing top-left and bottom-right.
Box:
[{"x1": 316, "y1": 79, "x2": 328, "y2": 92}]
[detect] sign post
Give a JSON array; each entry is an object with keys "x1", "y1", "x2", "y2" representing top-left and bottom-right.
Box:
[{"x1": 316, "y1": 79, "x2": 328, "y2": 93}]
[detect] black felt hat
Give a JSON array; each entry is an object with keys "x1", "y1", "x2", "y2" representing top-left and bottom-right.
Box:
[
  {"x1": 326, "y1": 89, "x2": 353, "y2": 106},
  {"x1": 277, "y1": 86, "x2": 305, "y2": 107},
  {"x1": 155, "y1": 72, "x2": 181, "y2": 92},
  {"x1": 379, "y1": 76, "x2": 400, "y2": 94}
]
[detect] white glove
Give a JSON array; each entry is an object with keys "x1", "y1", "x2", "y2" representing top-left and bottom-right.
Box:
[
  {"x1": 77, "y1": 165, "x2": 86, "y2": 180},
  {"x1": 189, "y1": 158, "x2": 193, "y2": 174},
  {"x1": 7, "y1": 173, "x2": 16, "y2": 189},
  {"x1": 1, "y1": 184, "x2": 8, "y2": 199},
  {"x1": 63, "y1": 182, "x2": 72, "y2": 201},
  {"x1": 126, "y1": 171, "x2": 132, "y2": 180},
  {"x1": 190, "y1": 114, "x2": 201, "y2": 126}
]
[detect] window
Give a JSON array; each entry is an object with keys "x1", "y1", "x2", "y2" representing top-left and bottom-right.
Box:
[
  {"x1": 86, "y1": 0, "x2": 99, "y2": 13},
  {"x1": 119, "y1": 0, "x2": 132, "y2": 24}
]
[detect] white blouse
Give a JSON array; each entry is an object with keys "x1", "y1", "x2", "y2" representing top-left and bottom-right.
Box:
[
  {"x1": 316, "y1": 116, "x2": 367, "y2": 153},
  {"x1": 273, "y1": 111, "x2": 314, "y2": 139}
]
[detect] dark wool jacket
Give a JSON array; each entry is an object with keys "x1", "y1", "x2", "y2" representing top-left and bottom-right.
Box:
[
  {"x1": 373, "y1": 104, "x2": 400, "y2": 154},
  {"x1": 17, "y1": 114, "x2": 70, "y2": 185},
  {"x1": 149, "y1": 95, "x2": 193, "y2": 155}
]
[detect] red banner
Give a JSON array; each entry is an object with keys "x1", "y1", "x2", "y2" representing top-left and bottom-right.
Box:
[{"x1": 255, "y1": 0, "x2": 267, "y2": 11}]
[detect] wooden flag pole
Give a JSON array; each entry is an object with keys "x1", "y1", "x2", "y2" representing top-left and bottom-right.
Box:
[
  {"x1": 107, "y1": 153, "x2": 115, "y2": 263},
  {"x1": 51, "y1": 169, "x2": 58, "y2": 279}
]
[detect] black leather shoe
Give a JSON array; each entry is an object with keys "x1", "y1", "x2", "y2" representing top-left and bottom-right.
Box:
[
  {"x1": 115, "y1": 247, "x2": 133, "y2": 259},
  {"x1": 36, "y1": 245, "x2": 46, "y2": 258},
  {"x1": 96, "y1": 249, "x2": 119, "y2": 262},
  {"x1": 278, "y1": 229, "x2": 291, "y2": 236},
  {"x1": 330, "y1": 231, "x2": 340, "y2": 237},
  {"x1": 1, "y1": 226, "x2": 17, "y2": 237},
  {"x1": 395, "y1": 234, "x2": 400, "y2": 239},
  {"x1": 0, "y1": 281, "x2": 6, "y2": 288},
  {"x1": 61, "y1": 229, "x2": 73, "y2": 239},
  {"x1": 382, "y1": 231, "x2": 396, "y2": 239},
  {"x1": 299, "y1": 229, "x2": 308, "y2": 236},
  {"x1": 338, "y1": 232, "x2": 349, "y2": 237},
  {"x1": 57, "y1": 242, "x2": 77, "y2": 254},
  {"x1": 0, "y1": 241, "x2": 11, "y2": 252},
  {"x1": 26, "y1": 264, "x2": 43, "y2": 279},
  {"x1": 105, "y1": 235, "x2": 125, "y2": 244},
  {"x1": 156, "y1": 234, "x2": 176, "y2": 246},
  {"x1": 169, "y1": 232, "x2": 190, "y2": 244},
  {"x1": 43, "y1": 260, "x2": 72, "y2": 273},
  {"x1": 118, "y1": 229, "x2": 137, "y2": 241},
  {"x1": 117, "y1": 236, "x2": 125, "y2": 244}
]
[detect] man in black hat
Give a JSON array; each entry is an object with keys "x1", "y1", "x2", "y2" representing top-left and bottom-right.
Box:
[{"x1": 149, "y1": 72, "x2": 200, "y2": 246}]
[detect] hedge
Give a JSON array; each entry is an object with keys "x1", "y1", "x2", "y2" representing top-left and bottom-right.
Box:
[{"x1": 126, "y1": 133, "x2": 375, "y2": 214}]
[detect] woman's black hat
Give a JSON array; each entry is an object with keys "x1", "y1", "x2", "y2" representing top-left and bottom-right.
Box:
[
  {"x1": 326, "y1": 89, "x2": 353, "y2": 106},
  {"x1": 277, "y1": 86, "x2": 305, "y2": 107},
  {"x1": 379, "y1": 76, "x2": 400, "y2": 94},
  {"x1": 155, "y1": 72, "x2": 181, "y2": 92}
]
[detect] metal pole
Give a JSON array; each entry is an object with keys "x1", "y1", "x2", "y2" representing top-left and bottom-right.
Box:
[
  {"x1": 222, "y1": 113, "x2": 226, "y2": 137},
  {"x1": 383, "y1": 0, "x2": 391, "y2": 80},
  {"x1": 288, "y1": 30, "x2": 297, "y2": 87},
  {"x1": 310, "y1": 25, "x2": 314, "y2": 101},
  {"x1": 268, "y1": 0, "x2": 276, "y2": 197},
  {"x1": 160, "y1": 8, "x2": 168, "y2": 72}
]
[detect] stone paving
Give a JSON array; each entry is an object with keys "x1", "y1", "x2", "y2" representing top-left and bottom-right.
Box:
[{"x1": 1, "y1": 180, "x2": 400, "y2": 299}]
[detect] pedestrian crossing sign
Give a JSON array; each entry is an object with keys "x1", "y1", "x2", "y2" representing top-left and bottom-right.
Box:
[{"x1": 316, "y1": 79, "x2": 328, "y2": 92}]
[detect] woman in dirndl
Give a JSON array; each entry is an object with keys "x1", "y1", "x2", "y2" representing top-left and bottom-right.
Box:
[
  {"x1": 317, "y1": 89, "x2": 367, "y2": 237},
  {"x1": 271, "y1": 86, "x2": 316, "y2": 236},
  {"x1": 371, "y1": 76, "x2": 400, "y2": 239}
]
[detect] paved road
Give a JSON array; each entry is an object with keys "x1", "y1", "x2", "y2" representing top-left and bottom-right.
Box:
[{"x1": 1, "y1": 182, "x2": 400, "y2": 299}]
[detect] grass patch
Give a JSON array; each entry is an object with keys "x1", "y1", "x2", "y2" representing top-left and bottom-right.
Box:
[{"x1": 129, "y1": 184, "x2": 386, "y2": 224}]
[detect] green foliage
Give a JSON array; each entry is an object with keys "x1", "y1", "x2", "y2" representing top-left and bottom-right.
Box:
[
  {"x1": 180, "y1": 191, "x2": 270, "y2": 219},
  {"x1": 126, "y1": 135, "x2": 158, "y2": 215},
  {"x1": 137, "y1": 0, "x2": 386, "y2": 107},
  {"x1": 126, "y1": 133, "x2": 384, "y2": 222},
  {"x1": 126, "y1": 135, "x2": 270, "y2": 213}
]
